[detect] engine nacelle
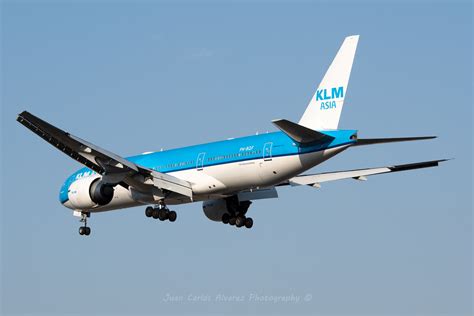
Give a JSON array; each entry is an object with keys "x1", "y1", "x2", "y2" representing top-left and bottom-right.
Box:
[
  {"x1": 202, "y1": 199, "x2": 229, "y2": 222},
  {"x1": 202, "y1": 197, "x2": 252, "y2": 222},
  {"x1": 68, "y1": 175, "x2": 115, "y2": 210},
  {"x1": 89, "y1": 179, "x2": 115, "y2": 205}
]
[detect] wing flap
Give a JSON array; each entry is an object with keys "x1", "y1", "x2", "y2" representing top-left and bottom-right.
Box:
[
  {"x1": 150, "y1": 170, "x2": 193, "y2": 198},
  {"x1": 237, "y1": 187, "x2": 279, "y2": 201}
]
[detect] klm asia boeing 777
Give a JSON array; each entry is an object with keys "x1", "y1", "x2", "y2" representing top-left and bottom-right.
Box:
[{"x1": 17, "y1": 35, "x2": 445, "y2": 236}]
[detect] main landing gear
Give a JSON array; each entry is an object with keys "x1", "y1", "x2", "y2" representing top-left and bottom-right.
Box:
[
  {"x1": 220, "y1": 196, "x2": 253, "y2": 229},
  {"x1": 78, "y1": 212, "x2": 91, "y2": 236},
  {"x1": 145, "y1": 203, "x2": 177, "y2": 222},
  {"x1": 221, "y1": 213, "x2": 253, "y2": 229}
]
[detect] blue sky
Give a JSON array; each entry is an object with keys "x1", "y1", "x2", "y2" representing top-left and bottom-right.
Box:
[{"x1": 1, "y1": 1, "x2": 472, "y2": 315}]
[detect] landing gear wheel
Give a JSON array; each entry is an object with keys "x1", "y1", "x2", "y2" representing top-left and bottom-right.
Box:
[
  {"x1": 244, "y1": 217, "x2": 253, "y2": 229},
  {"x1": 222, "y1": 213, "x2": 230, "y2": 224},
  {"x1": 152, "y1": 209, "x2": 160, "y2": 219},
  {"x1": 168, "y1": 210, "x2": 177, "y2": 222},
  {"x1": 158, "y1": 208, "x2": 168, "y2": 221},
  {"x1": 235, "y1": 216, "x2": 245, "y2": 227},
  {"x1": 229, "y1": 217, "x2": 236, "y2": 226},
  {"x1": 78, "y1": 212, "x2": 91, "y2": 236},
  {"x1": 79, "y1": 226, "x2": 91, "y2": 236},
  {"x1": 145, "y1": 206, "x2": 154, "y2": 218}
]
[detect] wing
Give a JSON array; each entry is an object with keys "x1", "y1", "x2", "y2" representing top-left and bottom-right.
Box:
[
  {"x1": 17, "y1": 111, "x2": 193, "y2": 199},
  {"x1": 284, "y1": 159, "x2": 447, "y2": 188},
  {"x1": 353, "y1": 136, "x2": 436, "y2": 146}
]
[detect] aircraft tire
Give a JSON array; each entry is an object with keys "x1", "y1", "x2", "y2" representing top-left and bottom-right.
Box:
[
  {"x1": 158, "y1": 209, "x2": 168, "y2": 221},
  {"x1": 168, "y1": 210, "x2": 177, "y2": 222},
  {"x1": 235, "y1": 216, "x2": 245, "y2": 227},
  {"x1": 244, "y1": 217, "x2": 253, "y2": 229},
  {"x1": 222, "y1": 213, "x2": 230, "y2": 224},
  {"x1": 145, "y1": 206, "x2": 154, "y2": 217}
]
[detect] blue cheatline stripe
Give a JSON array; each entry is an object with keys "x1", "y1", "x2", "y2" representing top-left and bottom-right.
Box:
[
  {"x1": 153, "y1": 141, "x2": 354, "y2": 173},
  {"x1": 61, "y1": 130, "x2": 357, "y2": 192}
]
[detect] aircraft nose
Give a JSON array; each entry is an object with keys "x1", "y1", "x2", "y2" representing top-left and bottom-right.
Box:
[
  {"x1": 62, "y1": 199, "x2": 73, "y2": 209},
  {"x1": 59, "y1": 182, "x2": 73, "y2": 209}
]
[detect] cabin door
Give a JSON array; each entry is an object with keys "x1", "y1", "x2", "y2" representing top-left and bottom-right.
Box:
[
  {"x1": 259, "y1": 142, "x2": 275, "y2": 184},
  {"x1": 196, "y1": 152, "x2": 206, "y2": 171},
  {"x1": 263, "y1": 142, "x2": 273, "y2": 161}
]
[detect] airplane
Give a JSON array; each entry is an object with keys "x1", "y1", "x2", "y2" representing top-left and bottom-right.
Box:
[{"x1": 17, "y1": 35, "x2": 446, "y2": 236}]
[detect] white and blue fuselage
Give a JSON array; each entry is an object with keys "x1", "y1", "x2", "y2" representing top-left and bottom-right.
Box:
[{"x1": 60, "y1": 130, "x2": 357, "y2": 212}]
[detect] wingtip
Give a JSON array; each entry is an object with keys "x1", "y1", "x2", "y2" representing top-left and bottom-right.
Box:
[
  {"x1": 17, "y1": 111, "x2": 26, "y2": 122},
  {"x1": 17, "y1": 110, "x2": 29, "y2": 120},
  {"x1": 439, "y1": 158, "x2": 454, "y2": 162}
]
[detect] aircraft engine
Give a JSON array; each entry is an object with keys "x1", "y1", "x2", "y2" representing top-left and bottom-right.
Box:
[
  {"x1": 202, "y1": 199, "x2": 229, "y2": 222},
  {"x1": 68, "y1": 176, "x2": 115, "y2": 209},
  {"x1": 202, "y1": 197, "x2": 252, "y2": 222}
]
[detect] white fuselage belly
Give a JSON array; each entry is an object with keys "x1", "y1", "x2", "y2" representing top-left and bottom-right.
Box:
[{"x1": 90, "y1": 146, "x2": 348, "y2": 212}]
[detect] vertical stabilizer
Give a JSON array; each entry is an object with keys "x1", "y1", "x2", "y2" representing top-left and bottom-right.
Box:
[{"x1": 298, "y1": 35, "x2": 359, "y2": 131}]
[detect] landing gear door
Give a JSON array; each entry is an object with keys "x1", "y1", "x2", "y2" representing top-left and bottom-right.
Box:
[
  {"x1": 263, "y1": 142, "x2": 273, "y2": 161},
  {"x1": 196, "y1": 152, "x2": 206, "y2": 171}
]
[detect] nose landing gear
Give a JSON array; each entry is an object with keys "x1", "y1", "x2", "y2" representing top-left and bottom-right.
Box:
[
  {"x1": 78, "y1": 212, "x2": 91, "y2": 236},
  {"x1": 79, "y1": 226, "x2": 91, "y2": 236}
]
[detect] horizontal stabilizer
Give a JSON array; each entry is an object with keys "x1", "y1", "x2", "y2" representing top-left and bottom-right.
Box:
[
  {"x1": 284, "y1": 159, "x2": 448, "y2": 187},
  {"x1": 272, "y1": 119, "x2": 334, "y2": 144},
  {"x1": 354, "y1": 136, "x2": 436, "y2": 146}
]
